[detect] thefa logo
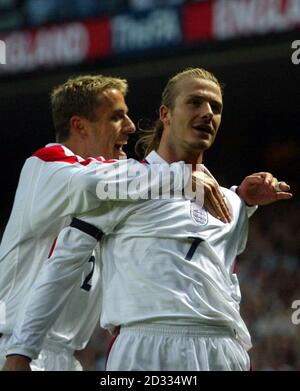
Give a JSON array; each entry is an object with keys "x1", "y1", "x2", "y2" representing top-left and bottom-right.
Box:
[{"x1": 190, "y1": 201, "x2": 208, "y2": 226}]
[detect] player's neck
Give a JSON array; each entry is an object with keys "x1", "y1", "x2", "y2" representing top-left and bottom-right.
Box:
[
  {"x1": 157, "y1": 144, "x2": 203, "y2": 170},
  {"x1": 63, "y1": 139, "x2": 89, "y2": 159}
]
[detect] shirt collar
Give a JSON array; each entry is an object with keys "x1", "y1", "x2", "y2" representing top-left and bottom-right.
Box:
[
  {"x1": 46, "y1": 143, "x2": 84, "y2": 160},
  {"x1": 145, "y1": 150, "x2": 170, "y2": 165},
  {"x1": 145, "y1": 150, "x2": 217, "y2": 183}
]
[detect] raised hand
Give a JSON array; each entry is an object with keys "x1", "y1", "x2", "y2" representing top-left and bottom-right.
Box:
[{"x1": 237, "y1": 172, "x2": 293, "y2": 206}]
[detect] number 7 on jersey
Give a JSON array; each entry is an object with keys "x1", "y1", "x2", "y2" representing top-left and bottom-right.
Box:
[{"x1": 185, "y1": 238, "x2": 203, "y2": 262}]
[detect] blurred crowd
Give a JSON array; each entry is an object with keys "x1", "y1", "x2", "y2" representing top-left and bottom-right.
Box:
[
  {"x1": 239, "y1": 198, "x2": 300, "y2": 371},
  {"x1": 0, "y1": 0, "x2": 203, "y2": 33}
]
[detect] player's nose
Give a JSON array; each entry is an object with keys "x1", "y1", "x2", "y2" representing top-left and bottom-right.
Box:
[
  {"x1": 123, "y1": 115, "x2": 136, "y2": 134},
  {"x1": 200, "y1": 102, "x2": 213, "y2": 122}
]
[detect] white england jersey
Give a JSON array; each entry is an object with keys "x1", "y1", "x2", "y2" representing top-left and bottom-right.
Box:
[
  {"x1": 98, "y1": 152, "x2": 252, "y2": 351},
  {"x1": 6, "y1": 151, "x2": 254, "y2": 359},
  {"x1": 0, "y1": 144, "x2": 191, "y2": 354}
]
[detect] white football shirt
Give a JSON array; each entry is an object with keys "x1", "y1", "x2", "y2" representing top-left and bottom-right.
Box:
[
  {"x1": 0, "y1": 144, "x2": 191, "y2": 354},
  {"x1": 7, "y1": 151, "x2": 254, "y2": 359}
]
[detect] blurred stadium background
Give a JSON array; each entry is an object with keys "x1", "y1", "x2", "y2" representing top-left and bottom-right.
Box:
[{"x1": 0, "y1": 0, "x2": 299, "y2": 371}]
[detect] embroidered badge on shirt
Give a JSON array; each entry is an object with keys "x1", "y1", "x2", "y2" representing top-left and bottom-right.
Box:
[{"x1": 190, "y1": 201, "x2": 208, "y2": 226}]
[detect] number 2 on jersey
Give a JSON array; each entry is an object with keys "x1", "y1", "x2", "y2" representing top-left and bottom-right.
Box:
[
  {"x1": 185, "y1": 238, "x2": 203, "y2": 261},
  {"x1": 81, "y1": 255, "x2": 95, "y2": 292}
]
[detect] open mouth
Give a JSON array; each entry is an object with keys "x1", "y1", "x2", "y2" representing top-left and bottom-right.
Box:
[
  {"x1": 191, "y1": 125, "x2": 212, "y2": 134},
  {"x1": 114, "y1": 143, "x2": 127, "y2": 158}
]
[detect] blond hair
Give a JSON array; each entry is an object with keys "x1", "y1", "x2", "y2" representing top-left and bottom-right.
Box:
[
  {"x1": 51, "y1": 75, "x2": 128, "y2": 142},
  {"x1": 136, "y1": 68, "x2": 222, "y2": 157}
]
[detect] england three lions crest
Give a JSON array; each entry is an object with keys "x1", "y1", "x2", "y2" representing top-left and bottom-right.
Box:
[{"x1": 190, "y1": 201, "x2": 208, "y2": 226}]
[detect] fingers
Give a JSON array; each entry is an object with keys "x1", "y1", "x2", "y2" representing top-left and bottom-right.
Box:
[
  {"x1": 247, "y1": 172, "x2": 274, "y2": 186},
  {"x1": 203, "y1": 178, "x2": 231, "y2": 223},
  {"x1": 274, "y1": 181, "x2": 293, "y2": 200},
  {"x1": 192, "y1": 171, "x2": 231, "y2": 223},
  {"x1": 249, "y1": 173, "x2": 291, "y2": 192},
  {"x1": 240, "y1": 175, "x2": 264, "y2": 188},
  {"x1": 274, "y1": 181, "x2": 290, "y2": 192},
  {"x1": 211, "y1": 186, "x2": 232, "y2": 223},
  {"x1": 204, "y1": 198, "x2": 217, "y2": 221},
  {"x1": 244, "y1": 172, "x2": 271, "y2": 181},
  {"x1": 263, "y1": 176, "x2": 293, "y2": 200},
  {"x1": 204, "y1": 196, "x2": 227, "y2": 223},
  {"x1": 262, "y1": 172, "x2": 274, "y2": 185},
  {"x1": 204, "y1": 197, "x2": 227, "y2": 224},
  {"x1": 271, "y1": 179, "x2": 293, "y2": 198},
  {"x1": 254, "y1": 172, "x2": 275, "y2": 186},
  {"x1": 239, "y1": 174, "x2": 271, "y2": 190},
  {"x1": 246, "y1": 173, "x2": 292, "y2": 195},
  {"x1": 275, "y1": 192, "x2": 293, "y2": 200}
]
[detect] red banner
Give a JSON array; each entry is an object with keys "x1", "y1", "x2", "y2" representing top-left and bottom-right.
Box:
[
  {"x1": 213, "y1": 0, "x2": 300, "y2": 40},
  {"x1": 86, "y1": 17, "x2": 111, "y2": 59},
  {"x1": 0, "y1": 18, "x2": 111, "y2": 74},
  {"x1": 183, "y1": 0, "x2": 300, "y2": 42},
  {"x1": 183, "y1": 2, "x2": 213, "y2": 42}
]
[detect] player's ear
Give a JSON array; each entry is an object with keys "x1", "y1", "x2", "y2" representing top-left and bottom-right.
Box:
[
  {"x1": 69, "y1": 116, "x2": 89, "y2": 138},
  {"x1": 160, "y1": 105, "x2": 171, "y2": 127}
]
